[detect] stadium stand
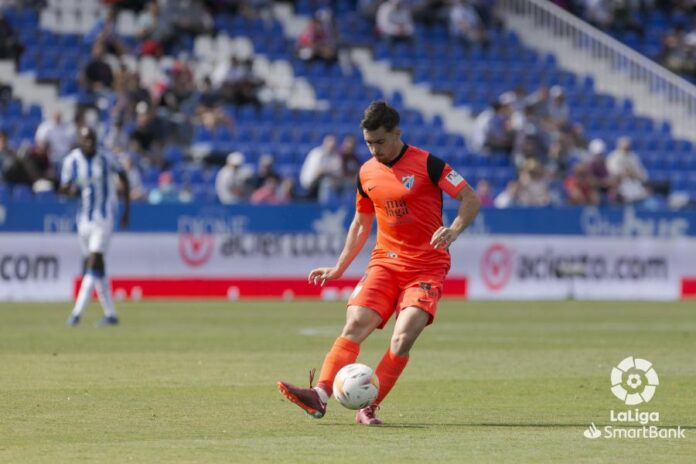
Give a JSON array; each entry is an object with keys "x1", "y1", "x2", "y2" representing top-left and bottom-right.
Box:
[{"x1": 0, "y1": 0, "x2": 694, "y2": 208}]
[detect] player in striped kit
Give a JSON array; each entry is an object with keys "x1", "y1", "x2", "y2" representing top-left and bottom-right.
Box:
[{"x1": 60, "y1": 127, "x2": 130, "y2": 326}]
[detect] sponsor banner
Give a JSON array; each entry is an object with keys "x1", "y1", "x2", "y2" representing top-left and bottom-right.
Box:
[
  {"x1": 682, "y1": 278, "x2": 696, "y2": 298},
  {"x1": 1, "y1": 233, "x2": 694, "y2": 301},
  {"x1": 0, "y1": 234, "x2": 78, "y2": 301},
  {"x1": 2, "y1": 201, "x2": 696, "y2": 237},
  {"x1": 456, "y1": 237, "x2": 694, "y2": 300},
  {"x1": 72, "y1": 277, "x2": 468, "y2": 300}
]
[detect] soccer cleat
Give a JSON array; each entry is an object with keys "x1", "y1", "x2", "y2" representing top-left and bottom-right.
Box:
[
  {"x1": 355, "y1": 404, "x2": 382, "y2": 426},
  {"x1": 277, "y1": 369, "x2": 327, "y2": 419},
  {"x1": 97, "y1": 315, "x2": 119, "y2": 326},
  {"x1": 66, "y1": 314, "x2": 80, "y2": 326}
]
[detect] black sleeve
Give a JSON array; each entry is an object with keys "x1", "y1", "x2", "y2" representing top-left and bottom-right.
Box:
[
  {"x1": 356, "y1": 173, "x2": 368, "y2": 198},
  {"x1": 426, "y1": 153, "x2": 446, "y2": 186}
]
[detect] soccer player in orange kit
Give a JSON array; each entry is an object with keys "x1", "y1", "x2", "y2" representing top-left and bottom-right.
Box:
[{"x1": 277, "y1": 101, "x2": 481, "y2": 425}]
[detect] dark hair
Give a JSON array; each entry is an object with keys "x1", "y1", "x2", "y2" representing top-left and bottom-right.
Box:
[{"x1": 360, "y1": 101, "x2": 400, "y2": 131}]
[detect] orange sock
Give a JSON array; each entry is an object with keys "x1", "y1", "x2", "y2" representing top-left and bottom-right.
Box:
[
  {"x1": 317, "y1": 336, "x2": 360, "y2": 397},
  {"x1": 374, "y1": 350, "x2": 409, "y2": 405}
]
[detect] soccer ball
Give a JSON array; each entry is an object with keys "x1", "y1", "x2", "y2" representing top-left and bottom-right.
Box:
[{"x1": 333, "y1": 363, "x2": 379, "y2": 410}]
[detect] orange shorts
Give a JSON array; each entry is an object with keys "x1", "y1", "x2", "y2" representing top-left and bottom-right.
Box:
[{"x1": 347, "y1": 263, "x2": 447, "y2": 329}]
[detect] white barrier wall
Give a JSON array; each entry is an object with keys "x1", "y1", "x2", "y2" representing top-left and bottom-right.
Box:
[{"x1": 0, "y1": 233, "x2": 694, "y2": 301}]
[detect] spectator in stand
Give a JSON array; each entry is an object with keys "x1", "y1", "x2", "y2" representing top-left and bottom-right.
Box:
[
  {"x1": 448, "y1": 0, "x2": 488, "y2": 47},
  {"x1": 0, "y1": 130, "x2": 32, "y2": 186},
  {"x1": 35, "y1": 111, "x2": 74, "y2": 164},
  {"x1": 606, "y1": 136, "x2": 649, "y2": 204},
  {"x1": 493, "y1": 179, "x2": 520, "y2": 208},
  {"x1": 358, "y1": 0, "x2": 382, "y2": 21},
  {"x1": 81, "y1": 42, "x2": 115, "y2": 93},
  {"x1": 136, "y1": 1, "x2": 175, "y2": 56},
  {"x1": 117, "y1": 153, "x2": 148, "y2": 201},
  {"x1": 164, "y1": 0, "x2": 213, "y2": 38},
  {"x1": 470, "y1": 99, "x2": 514, "y2": 154},
  {"x1": 21, "y1": 139, "x2": 57, "y2": 191},
  {"x1": 299, "y1": 134, "x2": 342, "y2": 201},
  {"x1": 0, "y1": 80, "x2": 11, "y2": 107},
  {"x1": 296, "y1": 9, "x2": 339, "y2": 63},
  {"x1": 611, "y1": 1, "x2": 645, "y2": 38},
  {"x1": 376, "y1": 0, "x2": 415, "y2": 43},
  {"x1": 158, "y1": 60, "x2": 196, "y2": 143},
  {"x1": 148, "y1": 170, "x2": 183, "y2": 204},
  {"x1": 0, "y1": 11, "x2": 23, "y2": 67},
  {"x1": 215, "y1": 151, "x2": 251, "y2": 204},
  {"x1": 475, "y1": 179, "x2": 494, "y2": 207},
  {"x1": 250, "y1": 154, "x2": 280, "y2": 190},
  {"x1": 586, "y1": 138, "x2": 617, "y2": 204},
  {"x1": 104, "y1": 116, "x2": 131, "y2": 152},
  {"x1": 659, "y1": 24, "x2": 696, "y2": 78},
  {"x1": 129, "y1": 105, "x2": 164, "y2": 168},
  {"x1": 516, "y1": 159, "x2": 550, "y2": 206},
  {"x1": 195, "y1": 76, "x2": 236, "y2": 132},
  {"x1": 337, "y1": 134, "x2": 361, "y2": 193},
  {"x1": 212, "y1": 56, "x2": 265, "y2": 107},
  {"x1": 85, "y1": 9, "x2": 127, "y2": 56},
  {"x1": 546, "y1": 85, "x2": 570, "y2": 129},
  {"x1": 232, "y1": 0, "x2": 275, "y2": 20},
  {"x1": 250, "y1": 176, "x2": 296, "y2": 205},
  {"x1": 513, "y1": 125, "x2": 547, "y2": 170},
  {"x1": 581, "y1": 0, "x2": 644, "y2": 37},
  {"x1": 545, "y1": 140, "x2": 570, "y2": 179},
  {"x1": 112, "y1": 71, "x2": 152, "y2": 124},
  {"x1": 564, "y1": 162, "x2": 600, "y2": 206},
  {"x1": 584, "y1": 0, "x2": 614, "y2": 30}
]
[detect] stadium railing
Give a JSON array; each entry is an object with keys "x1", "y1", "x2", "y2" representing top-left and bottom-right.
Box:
[{"x1": 497, "y1": 0, "x2": 696, "y2": 143}]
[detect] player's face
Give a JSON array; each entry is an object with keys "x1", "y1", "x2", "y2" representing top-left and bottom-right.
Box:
[
  {"x1": 363, "y1": 126, "x2": 401, "y2": 164},
  {"x1": 79, "y1": 133, "x2": 97, "y2": 157}
]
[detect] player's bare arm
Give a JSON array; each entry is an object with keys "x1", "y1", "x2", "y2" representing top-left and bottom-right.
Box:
[
  {"x1": 431, "y1": 184, "x2": 480, "y2": 250},
  {"x1": 118, "y1": 170, "x2": 131, "y2": 229},
  {"x1": 308, "y1": 210, "x2": 374, "y2": 286}
]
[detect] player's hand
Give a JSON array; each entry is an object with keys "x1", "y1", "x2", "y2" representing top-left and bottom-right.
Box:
[
  {"x1": 430, "y1": 226, "x2": 460, "y2": 250},
  {"x1": 62, "y1": 183, "x2": 80, "y2": 197},
  {"x1": 308, "y1": 266, "x2": 342, "y2": 286}
]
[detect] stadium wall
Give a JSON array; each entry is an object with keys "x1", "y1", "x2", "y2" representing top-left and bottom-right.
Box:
[{"x1": 1, "y1": 202, "x2": 694, "y2": 301}]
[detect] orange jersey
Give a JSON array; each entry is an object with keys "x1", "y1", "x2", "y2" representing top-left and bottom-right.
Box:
[{"x1": 356, "y1": 144, "x2": 468, "y2": 272}]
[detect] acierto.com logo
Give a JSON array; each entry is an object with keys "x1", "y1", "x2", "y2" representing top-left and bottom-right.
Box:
[{"x1": 610, "y1": 356, "x2": 659, "y2": 405}]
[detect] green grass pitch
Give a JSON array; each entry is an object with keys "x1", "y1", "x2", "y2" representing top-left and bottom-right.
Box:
[{"x1": 1, "y1": 300, "x2": 694, "y2": 463}]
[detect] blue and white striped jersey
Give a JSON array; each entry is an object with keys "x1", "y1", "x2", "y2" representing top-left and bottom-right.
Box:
[{"x1": 60, "y1": 148, "x2": 123, "y2": 224}]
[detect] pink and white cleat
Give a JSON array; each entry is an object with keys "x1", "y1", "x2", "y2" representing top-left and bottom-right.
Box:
[{"x1": 355, "y1": 404, "x2": 382, "y2": 426}]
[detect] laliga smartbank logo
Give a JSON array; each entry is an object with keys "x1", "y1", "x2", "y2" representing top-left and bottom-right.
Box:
[
  {"x1": 610, "y1": 356, "x2": 659, "y2": 405},
  {"x1": 583, "y1": 357, "x2": 685, "y2": 440}
]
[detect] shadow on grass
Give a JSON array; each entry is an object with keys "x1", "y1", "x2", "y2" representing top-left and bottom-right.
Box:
[
  {"x1": 318, "y1": 423, "x2": 427, "y2": 429},
  {"x1": 320, "y1": 422, "x2": 696, "y2": 430}
]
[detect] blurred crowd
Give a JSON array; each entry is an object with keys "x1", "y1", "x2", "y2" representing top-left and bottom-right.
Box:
[
  {"x1": 471, "y1": 84, "x2": 668, "y2": 208},
  {"x1": 0, "y1": 0, "x2": 691, "y2": 209},
  {"x1": 554, "y1": 0, "x2": 696, "y2": 79}
]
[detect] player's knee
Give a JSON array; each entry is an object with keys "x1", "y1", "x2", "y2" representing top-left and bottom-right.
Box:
[
  {"x1": 341, "y1": 320, "x2": 373, "y2": 343},
  {"x1": 390, "y1": 332, "x2": 415, "y2": 356}
]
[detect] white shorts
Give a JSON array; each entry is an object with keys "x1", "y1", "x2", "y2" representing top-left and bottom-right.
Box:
[{"x1": 78, "y1": 220, "x2": 113, "y2": 254}]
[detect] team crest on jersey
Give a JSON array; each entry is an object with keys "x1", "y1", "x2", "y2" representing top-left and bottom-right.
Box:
[{"x1": 401, "y1": 175, "x2": 415, "y2": 189}]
